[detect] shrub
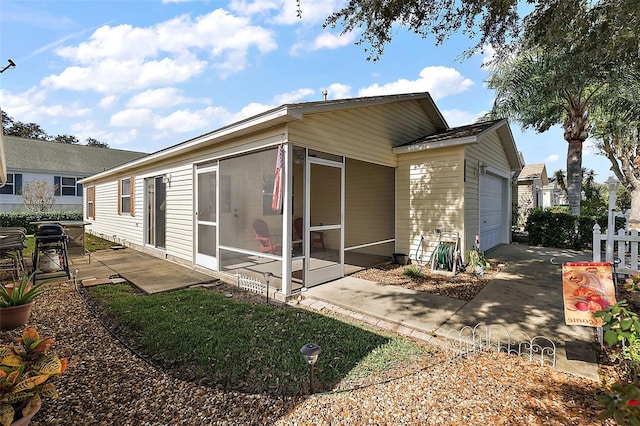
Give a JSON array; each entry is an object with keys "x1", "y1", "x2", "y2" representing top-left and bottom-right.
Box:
[
  {"x1": 524, "y1": 208, "x2": 625, "y2": 250},
  {"x1": 0, "y1": 211, "x2": 82, "y2": 234},
  {"x1": 402, "y1": 265, "x2": 423, "y2": 279}
]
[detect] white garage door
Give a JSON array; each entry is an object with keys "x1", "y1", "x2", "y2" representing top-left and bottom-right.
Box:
[{"x1": 479, "y1": 173, "x2": 505, "y2": 251}]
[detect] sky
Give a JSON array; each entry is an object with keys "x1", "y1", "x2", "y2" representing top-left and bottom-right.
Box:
[{"x1": 0, "y1": 0, "x2": 615, "y2": 183}]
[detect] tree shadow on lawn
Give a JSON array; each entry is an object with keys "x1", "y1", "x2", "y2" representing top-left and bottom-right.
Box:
[{"x1": 87, "y1": 284, "x2": 427, "y2": 398}]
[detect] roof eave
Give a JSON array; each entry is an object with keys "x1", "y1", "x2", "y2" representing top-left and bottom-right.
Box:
[
  {"x1": 392, "y1": 135, "x2": 478, "y2": 154},
  {"x1": 81, "y1": 106, "x2": 299, "y2": 183}
]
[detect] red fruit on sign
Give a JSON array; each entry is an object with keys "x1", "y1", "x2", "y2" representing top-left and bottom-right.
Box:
[{"x1": 575, "y1": 301, "x2": 589, "y2": 311}]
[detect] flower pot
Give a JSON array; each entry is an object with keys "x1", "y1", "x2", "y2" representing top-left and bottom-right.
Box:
[
  {"x1": 11, "y1": 400, "x2": 41, "y2": 426},
  {"x1": 0, "y1": 302, "x2": 34, "y2": 330},
  {"x1": 4, "y1": 282, "x2": 32, "y2": 296}
]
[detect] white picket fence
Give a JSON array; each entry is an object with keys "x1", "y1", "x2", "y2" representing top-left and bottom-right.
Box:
[{"x1": 592, "y1": 224, "x2": 640, "y2": 275}]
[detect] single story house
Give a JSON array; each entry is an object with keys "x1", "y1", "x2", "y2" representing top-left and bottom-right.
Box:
[
  {"x1": 80, "y1": 92, "x2": 522, "y2": 298},
  {"x1": 0, "y1": 136, "x2": 147, "y2": 212},
  {"x1": 514, "y1": 163, "x2": 548, "y2": 227}
]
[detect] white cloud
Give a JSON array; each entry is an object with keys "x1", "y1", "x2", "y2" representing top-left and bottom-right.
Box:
[
  {"x1": 274, "y1": 88, "x2": 315, "y2": 104},
  {"x1": 358, "y1": 66, "x2": 474, "y2": 100},
  {"x1": 127, "y1": 88, "x2": 192, "y2": 108},
  {"x1": 544, "y1": 154, "x2": 560, "y2": 163},
  {"x1": 291, "y1": 30, "x2": 356, "y2": 55},
  {"x1": 154, "y1": 106, "x2": 227, "y2": 132},
  {"x1": 0, "y1": 87, "x2": 90, "y2": 121},
  {"x1": 98, "y1": 95, "x2": 119, "y2": 109},
  {"x1": 441, "y1": 109, "x2": 483, "y2": 127},
  {"x1": 229, "y1": 102, "x2": 274, "y2": 123},
  {"x1": 324, "y1": 83, "x2": 352, "y2": 99},
  {"x1": 110, "y1": 108, "x2": 153, "y2": 127},
  {"x1": 42, "y1": 9, "x2": 277, "y2": 93},
  {"x1": 478, "y1": 44, "x2": 497, "y2": 69}
]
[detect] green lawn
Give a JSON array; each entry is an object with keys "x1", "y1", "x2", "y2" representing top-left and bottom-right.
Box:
[
  {"x1": 87, "y1": 283, "x2": 433, "y2": 396},
  {"x1": 24, "y1": 233, "x2": 117, "y2": 259}
]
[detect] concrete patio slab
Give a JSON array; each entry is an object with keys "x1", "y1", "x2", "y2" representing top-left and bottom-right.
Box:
[{"x1": 302, "y1": 244, "x2": 602, "y2": 380}]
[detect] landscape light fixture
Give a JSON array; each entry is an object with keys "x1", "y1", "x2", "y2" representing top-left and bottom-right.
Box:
[
  {"x1": 263, "y1": 272, "x2": 273, "y2": 304},
  {"x1": 0, "y1": 59, "x2": 16, "y2": 74},
  {"x1": 605, "y1": 175, "x2": 620, "y2": 192},
  {"x1": 300, "y1": 342, "x2": 321, "y2": 393},
  {"x1": 71, "y1": 268, "x2": 79, "y2": 285}
]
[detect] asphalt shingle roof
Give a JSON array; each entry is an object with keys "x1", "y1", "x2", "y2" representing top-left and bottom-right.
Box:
[
  {"x1": 4, "y1": 136, "x2": 148, "y2": 175},
  {"x1": 517, "y1": 164, "x2": 546, "y2": 181},
  {"x1": 398, "y1": 119, "x2": 504, "y2": 147}
]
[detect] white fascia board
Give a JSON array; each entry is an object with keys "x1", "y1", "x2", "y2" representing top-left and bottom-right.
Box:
[{"x1": 392, "y1": 136, "x2": 478, "y2": 154}]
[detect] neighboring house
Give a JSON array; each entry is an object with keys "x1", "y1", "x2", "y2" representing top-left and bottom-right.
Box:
[
  {"x1": 0, "y1": 136, "x2": 147, "y2": 212},
  {"x1": 542, "y1": 181, "x2": 568, "y2": 208},
  {"x1": 80, "y1": 92, "x2": 522, "y2": 298},
  {"x1": 514, "y1": 163, "x2": 548, "y2": 227}
]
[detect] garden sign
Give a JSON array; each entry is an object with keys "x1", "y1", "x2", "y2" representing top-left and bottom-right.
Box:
[{"x1": 562, "y1": 262, "x2": 616, "y2": 327}]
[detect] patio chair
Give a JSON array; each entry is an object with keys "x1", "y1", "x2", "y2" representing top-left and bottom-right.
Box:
[
  {"x1": 293, "y1": 217, "x2": 324, "y2": 252},
  {"x1": 0, "y1": 228, "x2": 28, "y2": 280},
  {"x1": 252, "y1": 219, "x2": 282, "y2": 255}
]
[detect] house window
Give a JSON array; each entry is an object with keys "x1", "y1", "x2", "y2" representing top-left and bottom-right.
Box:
[
  {"x1": 0, "y1": 173, "x2": 22, "y2": 195},
  {"x1": 118, "y1": 177, "x2": 135, "y2": 215},
  {"x1": 86, "y1": 186, "x2": 95, "y2": 220},
  {"x1": 54, "y1": 176, "x2": 85, "y2": 196}
]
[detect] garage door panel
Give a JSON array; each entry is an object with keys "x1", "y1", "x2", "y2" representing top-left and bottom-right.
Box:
[{"x1": 480, "y1": 174, "x2": 505, "y2": 251}]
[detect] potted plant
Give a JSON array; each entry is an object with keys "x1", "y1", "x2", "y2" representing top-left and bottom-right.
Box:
[
  {"x1": 0, "y1": 275, "x2": 47, "y2": 331},
  {"x1": 0, "y1": 327, "x2": 69, "y2": 426}
]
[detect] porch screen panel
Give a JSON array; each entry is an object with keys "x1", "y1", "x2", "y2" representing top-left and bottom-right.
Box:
[
  {"x1": 198, "y1": 224, "x2": 217, "y2": 257},
  {"x1": 198, "y1": 172, "x2": 216, "y2": 223},
  {"x1": 345, "y1": 159, "x2": 395, "y2": 250},
  {"x1": 219, "y1": 148, "x2": 282, "y2": 254}
]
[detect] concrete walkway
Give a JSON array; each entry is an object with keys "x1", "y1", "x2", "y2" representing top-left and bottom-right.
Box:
[
  {"x1": 301, "y1": 244, "x2": 600, "y2": 380},
  {"x1": 69, "y1": 248, "x2": 216, "y2": 293}
]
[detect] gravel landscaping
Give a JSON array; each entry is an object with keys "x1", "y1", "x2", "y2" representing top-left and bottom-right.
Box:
[{"x1": 0, "y1": 266, "x2": 620, "y2": 425}]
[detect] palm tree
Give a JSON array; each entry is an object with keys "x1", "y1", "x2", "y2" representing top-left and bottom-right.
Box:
[
  {"x1": 592, "y1": 112, "x2": 640, "y2": 230},
  {"x1": 486, "y1": 46, "x2": 608, "y2": 215},
  {"x1": 552, "y1": 170, "x2": 567, "y2": 198}
]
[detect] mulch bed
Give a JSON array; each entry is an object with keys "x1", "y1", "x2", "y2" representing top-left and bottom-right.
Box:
[
  {"x1": 1, "y1": 261, "x2": 626, "y2": 425},
  {"x1": 351, "y1": 261, "x2": 501, "y2": 301}
]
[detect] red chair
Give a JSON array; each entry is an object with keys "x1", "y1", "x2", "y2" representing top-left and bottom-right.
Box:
[
  {"x1": 293, "y1": 217, "x2": 324, "y2": 252},
  {"x1": 252, "y1": 219, "x2": 282, "y2": 255}
]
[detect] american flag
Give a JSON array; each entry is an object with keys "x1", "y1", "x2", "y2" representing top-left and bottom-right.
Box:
[{"x1": 271, "y1": 144, "x2": 284, "y2": 211}]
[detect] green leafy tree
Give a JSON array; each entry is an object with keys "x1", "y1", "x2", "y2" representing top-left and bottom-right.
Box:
[
  {"x1": 486, "y1": 44, "x2": 607, "y2": 215},
  {"x1": 1, "y1": 109, "x2": 14, "y2": 132},
  {"x1": 324, "y1": 0, "x2": 524, "y2": 60},
  {"x1": 323, "y1": 0, "x2": 639, "y2": 62},
  {"x1": 3, "y1": 121, "x2": 51, "y2": 140},
  {"x1": 552, "y1": 169, "x2": 568, "y2": 199},
  {"x1": 54, "y1": 134, "x2": 80, "y2": 144},
  {"x1": 85, "y1": 137, "x2": 109, "y2": 148},
  {"x1": 589, "y1": 64, "x2": 640, "y2": 230}
]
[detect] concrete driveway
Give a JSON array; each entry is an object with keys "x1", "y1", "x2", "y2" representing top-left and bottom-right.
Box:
[{"x1": 301, "y1": 243, "x2": 600, "y2": 380}]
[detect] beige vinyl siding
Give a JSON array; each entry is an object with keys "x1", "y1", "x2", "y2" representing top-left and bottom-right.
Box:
[
  {"x1": 464, "y1": 132, "x2": 513, "y2": 254},
  {"x1": 288, "y1": 102, "x2": 438, "y2": 167},
  {"x1": 345, "y1": 158, "x2": 394, "y2": 256},
  {"x1": 396, "y1": 146, "x2": 464, "y2": 261},
  {"x1": 160, "y1": 164, "x2": 194, "y2": 262},
  {"x1": 463, "y1": 159, "x2": 480, "y2": 259},
  {"x1": 89, "y1": 179, "x2": 142, "y2": 247}
]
